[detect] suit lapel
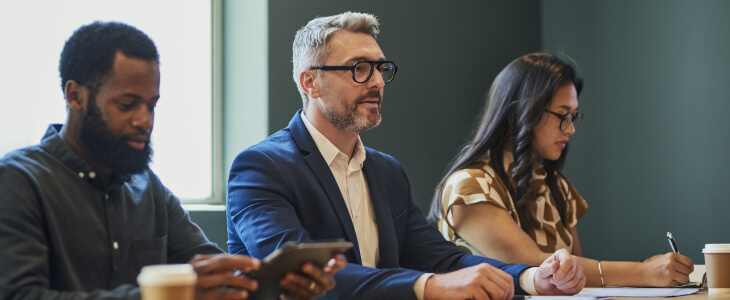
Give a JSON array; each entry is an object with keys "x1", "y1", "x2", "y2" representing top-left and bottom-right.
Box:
[
  {"x1": 362, "y1": 154, "x2": 399, "y2": 268},
  {"x1": 289, "y1": 111, "x2": 363, "y2": 265}
]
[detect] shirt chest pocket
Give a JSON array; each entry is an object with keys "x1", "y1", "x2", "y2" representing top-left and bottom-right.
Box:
[{"x1": 131, "y1": 236, "x2": 168, "y2": 269}]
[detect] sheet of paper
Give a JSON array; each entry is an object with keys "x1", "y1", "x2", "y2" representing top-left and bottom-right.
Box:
[
  {"x1": 577, "y1": 287, "x2": 701, "y2": 297},
  {"x1": 517, "y1": 267, "x2": 705, "y2": 299},
  {"x1": 524, "y1": 296, "x2": 602, "y2": 300}
]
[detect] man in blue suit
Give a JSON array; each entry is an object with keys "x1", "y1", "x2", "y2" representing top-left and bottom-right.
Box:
[{"x1": 227, "y1": 12, "x2": 586, "y2": 300}]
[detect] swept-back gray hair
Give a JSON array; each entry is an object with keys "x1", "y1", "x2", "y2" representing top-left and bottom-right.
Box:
[{"x1": 292, "y1": 11, "x2": 379, "y2": 108}]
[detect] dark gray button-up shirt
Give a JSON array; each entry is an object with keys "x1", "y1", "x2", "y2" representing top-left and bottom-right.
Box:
[{"x1": 0, "y1": 125, "x2": 222, "y2": 299}]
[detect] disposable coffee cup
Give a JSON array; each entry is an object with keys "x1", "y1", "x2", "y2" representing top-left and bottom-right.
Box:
[
  {"x1": 703, "y1": 244, "x2": 730, "y2": 294},
  {"x1": 137, "y1": 264, "x2": 197, "y2": 300}
]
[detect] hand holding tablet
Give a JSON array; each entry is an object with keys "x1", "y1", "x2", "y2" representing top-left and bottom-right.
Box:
[{"x1": 247, "y1": 241, "x2": 353, "y2": 300}]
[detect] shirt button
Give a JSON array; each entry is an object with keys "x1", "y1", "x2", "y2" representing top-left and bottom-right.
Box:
[
  {"x1": 78, "y1": 172, "x2": 84, "y2": 178},
  {"x1": 113, "y1": 241, "x2": 119, "y2": 249},
  {"x1": 88, "y1": 172, "x2": 96, "y2": 179}
]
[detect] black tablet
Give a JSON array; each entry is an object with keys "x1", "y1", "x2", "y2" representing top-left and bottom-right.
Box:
[{"x1": 248, "y1": 241, "x2": 353, "y2": 300}]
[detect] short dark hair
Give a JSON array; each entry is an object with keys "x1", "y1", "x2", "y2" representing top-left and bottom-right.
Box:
[{"x1": 59, "y1": 21, "x2": 158, "y2": 94}]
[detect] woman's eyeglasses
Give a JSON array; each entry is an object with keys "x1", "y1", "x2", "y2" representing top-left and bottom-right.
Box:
[{"x1": 544, "y1": 109, "x2": 583, "y2": 131}]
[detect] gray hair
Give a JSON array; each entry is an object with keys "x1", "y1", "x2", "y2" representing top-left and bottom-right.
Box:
[{"x1": 292, "y1": 12, "x2": 379, "y2": 108}]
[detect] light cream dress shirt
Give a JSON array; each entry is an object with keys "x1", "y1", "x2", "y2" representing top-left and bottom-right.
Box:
[{"x1": 301, "y1": 113, "x2": 380, "y2": 268}]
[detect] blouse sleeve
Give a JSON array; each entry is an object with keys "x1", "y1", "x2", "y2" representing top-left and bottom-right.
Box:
[
  {"x1": 559, "y1": 177, "x2": 588, "y2": 228},
  {"x1": 438, "y1": 163, "x2": 520, "y2": 242}
]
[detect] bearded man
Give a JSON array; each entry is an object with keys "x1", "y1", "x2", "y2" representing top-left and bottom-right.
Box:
[{"x1": 0, "y1": 21, "x2": 344, "y2": 300}]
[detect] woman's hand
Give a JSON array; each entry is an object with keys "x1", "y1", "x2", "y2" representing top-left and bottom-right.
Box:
[
  {"x1": 639, "y1": 252, "x2": 694, "y2": 286},
  {"x1": 534, "y1": 249, "x2": 585, "y2": 295}
]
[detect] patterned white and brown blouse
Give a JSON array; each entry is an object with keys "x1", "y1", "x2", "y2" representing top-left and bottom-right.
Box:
[{"x1": 438, "y1": 149, "x2": 588, "y2": 256}]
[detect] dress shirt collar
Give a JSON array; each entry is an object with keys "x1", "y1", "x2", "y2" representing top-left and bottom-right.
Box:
[{"x1": 300, "y1": 112, "x2": 366, "y2": 168}]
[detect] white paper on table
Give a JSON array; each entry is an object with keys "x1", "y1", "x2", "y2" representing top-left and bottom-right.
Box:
[
  {"x1": 577, "y1": 287, "x2": 701, "y2": 297},
  {"x1": 520, "y1": 265, "x2": 705, "y2": 299},
  {"x1": 524, "y1": 296, "x2": 606, "y2": 300}
]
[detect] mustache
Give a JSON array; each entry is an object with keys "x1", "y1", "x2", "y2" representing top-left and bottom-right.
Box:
[
  {"x1": 356, "y1": 91, "x2": 382, "y2": 103},
  {"x1": 122, "y1": 130, "x2": 151, "y2": 142}
]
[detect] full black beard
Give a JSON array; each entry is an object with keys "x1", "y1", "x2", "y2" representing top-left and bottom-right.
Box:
[{"x1": 79, "y1": 99, "x2": 153, "y2": 176}]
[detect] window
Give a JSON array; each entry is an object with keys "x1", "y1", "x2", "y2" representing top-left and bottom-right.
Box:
[{"x1": 0, "y1": 0, "x2": 219, "y2": 203}]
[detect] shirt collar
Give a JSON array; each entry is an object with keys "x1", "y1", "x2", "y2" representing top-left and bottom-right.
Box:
[
  {"x1": 40, "y1": 124, "x2": 131, "y2": 189},
  {"x1": 300, "y1": 112, "x2": 366, "y2": 168}
]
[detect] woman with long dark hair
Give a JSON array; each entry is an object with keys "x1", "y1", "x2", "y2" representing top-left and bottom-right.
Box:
[{"x1": 429, "y1": 52, "x2": 693, "y2": 287}]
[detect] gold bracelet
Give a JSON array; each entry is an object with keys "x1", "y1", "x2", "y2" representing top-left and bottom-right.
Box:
[{"x1": 597, "y1": 260, "x2": 605, "y2": 287}]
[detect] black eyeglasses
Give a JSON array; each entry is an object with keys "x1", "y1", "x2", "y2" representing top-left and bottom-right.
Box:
[
  {"x1": 310, "y1": 60, "x2": 398, "y2": 83},
  {"x1": 544, "y1": 109, "x2": 583, "y2": 131}
]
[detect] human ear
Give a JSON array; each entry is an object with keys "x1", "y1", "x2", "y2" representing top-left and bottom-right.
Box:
[
  {"x1": 63, "y1": 80, "x2": 87, "y2": 111},
  {"x1": 299, "y1": 70, "x2": 321, "y2": 99}
]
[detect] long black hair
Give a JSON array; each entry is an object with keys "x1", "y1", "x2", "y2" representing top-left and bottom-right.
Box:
[{"x1": 428, "y1": 52, "x2": 583, "y2": 232}]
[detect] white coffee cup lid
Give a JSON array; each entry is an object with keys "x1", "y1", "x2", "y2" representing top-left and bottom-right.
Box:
[
  {"x1": 137, "y1": 264, "x2": 197, "y2": 286},
  {"x1": 703, "y1": 244, "x2": 730, "y2": 253}
]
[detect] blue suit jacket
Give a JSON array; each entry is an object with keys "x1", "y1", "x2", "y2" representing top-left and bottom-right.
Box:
[{"x1": 227, "y1": 111, "x2": 531, "y2": 299}]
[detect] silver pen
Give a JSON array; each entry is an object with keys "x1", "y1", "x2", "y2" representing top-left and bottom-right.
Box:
[{"x1": 667, "y1": 231, "x2": 679, "y2": 254}]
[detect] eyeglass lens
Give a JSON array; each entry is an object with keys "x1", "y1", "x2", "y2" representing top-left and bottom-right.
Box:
[
  {"x1": 353, "y1": 61, "x2": 396, "y2": 83},
  {"x1": 560, "y1": 113, "x2": 582, "y2": 131}
]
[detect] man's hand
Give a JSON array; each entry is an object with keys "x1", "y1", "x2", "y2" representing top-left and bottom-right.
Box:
[
  {"x1": 279, "y1": 254, "x2": 347, "y2": 300},
  {"x1": 534, "y1": 249, "x2": 585, "y2": 295},
  {"x1": 189, "y1": 254, "x2": 261, "y2": 300},
  {"x1": 639, "y1": 252, "x2": 694, "y2": 286},
  {"x1": 424, "y1": 263, "x2": 514, "y2": 300}
]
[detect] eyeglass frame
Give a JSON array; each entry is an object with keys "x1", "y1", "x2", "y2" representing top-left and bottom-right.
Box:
[
  {"x1": 543, "y1": 109, "x2": 583, "y2": 131},
  {"x1": 309, "y1": 60, "x2": 398, "y2": 84}
]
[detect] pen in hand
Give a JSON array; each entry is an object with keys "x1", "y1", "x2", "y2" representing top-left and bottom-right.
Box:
[{"x1": 667, "y1": 231, "x2": 679, "y2": 254}]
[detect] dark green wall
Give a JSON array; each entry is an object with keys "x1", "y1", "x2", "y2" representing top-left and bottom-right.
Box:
[
  {"x1": 267, "y1": 0, "x2": 541, "y2": 215},
  {"x1": 542, "y1": 0, "x2": 730, "y2": 263}
]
